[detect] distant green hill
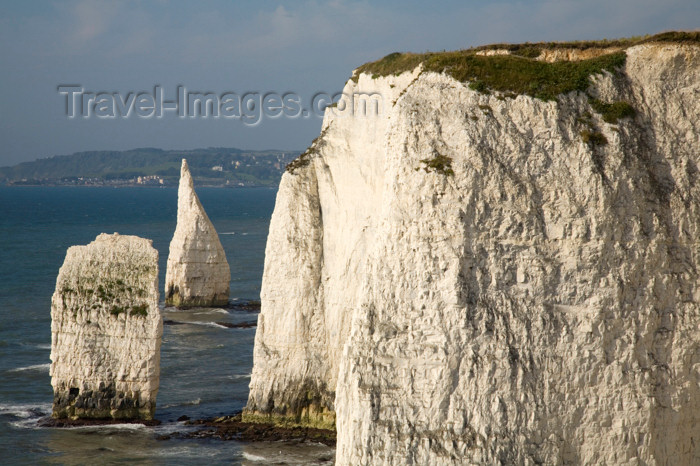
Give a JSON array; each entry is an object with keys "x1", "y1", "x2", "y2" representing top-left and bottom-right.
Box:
[{"x1": 0, "y1": 147, "x2": 300, "y2": 187}]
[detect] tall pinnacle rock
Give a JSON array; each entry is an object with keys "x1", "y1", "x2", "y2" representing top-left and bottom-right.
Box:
[{"x1": 165, "y1": 159, "x2": 230, "y2": 308}]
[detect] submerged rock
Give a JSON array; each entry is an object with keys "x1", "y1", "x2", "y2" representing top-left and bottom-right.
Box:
[
  {"x1": 165, "y1": 159, "x2": 230, "y2": 308},
  {"x1": 50, "y1": 233, "x2": 161, "y2": 421},
  {"x1": 215, "y1": 321, "x2": 257, "y2": 328},
  {"x1": 179, "y1": 413, "x2": 336, "y2": 445},
  {"x1": 248, "y1": 39, "x2": 700, "y2": 464}
]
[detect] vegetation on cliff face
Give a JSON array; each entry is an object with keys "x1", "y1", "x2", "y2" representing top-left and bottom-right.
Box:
[
  {"x1": 352, "y1": 31, "x2": 698, "y2": 101},
  {"x1": 580, "y1": 129, "x2": 609, "y2": 147},
  {"x1": 434, "y1": 51, "x2": 625, "y2": 101},
  {"x1": 354, "y1": 50, "x2": 625, "y2": 102},
  {"x1": 590, "y1": 99, "x2": 636, "y2": 123},
  {"x1": 418, "y1": 154, "x2": 455, "y2": 176},
  {"x1": 286, "y1": 126, "x2": 330, "y2": 174}
]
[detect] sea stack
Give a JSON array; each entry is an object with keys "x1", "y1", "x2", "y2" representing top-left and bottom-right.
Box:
[
  {"x1": 248, "y1": 36, "x2": 700, "y2": 464},
  {"x1": 165, "y1": 159, "x2": 230, "y2": 308},
  {"x1": 50, "y1": 233, "x2": 161, "y2": 420}
]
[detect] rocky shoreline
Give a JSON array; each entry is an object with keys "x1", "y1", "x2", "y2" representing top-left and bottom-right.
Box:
[
  {"x1": 39, "y1": 417, "x2": 162, "y2": 427},
  {"x1": 225, "y1": 300, "x2": 261, "y2": 312},
  {"x1": 174, "y1": 414, "x2": 335, "y2": 445},
  {"x1": 39, "y1": 413, "x2": 336, "y2": 446}
]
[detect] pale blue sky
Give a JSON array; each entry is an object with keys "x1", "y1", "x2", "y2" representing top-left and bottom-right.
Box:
[{"x1": 0, "y1": 0, "x2": 697, "y2": 165}]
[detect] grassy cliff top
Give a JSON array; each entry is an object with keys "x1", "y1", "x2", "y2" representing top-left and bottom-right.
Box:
[
  {"x1": 352, "y1": 31, "x2": 699, "y2": 101},
  {"x1": 470, "y1": 30, "x2": 700, "y2": 55}
]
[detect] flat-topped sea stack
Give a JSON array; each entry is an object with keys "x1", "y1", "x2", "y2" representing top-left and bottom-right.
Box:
[
  {"x1": 247, "y1": 33, "x2": 700, "y2": 464},
  {"x1": 50, "y1": 233, "x2": 161, "y2": 421},
  {"x1": 165, "y1": 159, "x2": 230, "y2": 308}
]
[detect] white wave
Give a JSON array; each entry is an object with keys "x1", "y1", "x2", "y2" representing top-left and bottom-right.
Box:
[
  {"x1": 35, "y1": 344, "x2": 51, "y2": 350},
  {"x1": 160, "y1": 398, "x2": 201, "y2": 409},
  {"x1": 241, "y1": 232, "x2": 249, "y2": 236},
  {"x1": 8, "y1": 363, "x2": 50, "y2": 373},
  {"x1": 194, "y1": 309, "x2": 229, "y2": 315},
  {"x1": 190, "y1": 322, "x2": 228, "y2": 329},
  {"x1": 156, "y1": 446, "x2": 220, "y2": 458},
  {"x1": 229, "y1": 374, "x2": 252, "y2": 380},
  {"x1": 153, "y1": 423, "x2": 199, "y2": 436},
  {"x1": 163, "y1": 345, "x2": 189, "y2": 351},
  {"x1": 0, "y1": 402, "x2": 51, "y2": 419},
  {"x1": 70, "y1": 423, "x2": 148, "y2": 432},
  {"x1": 242, "y1": 452, "x2": 268, "y2": 462},
  {"x1": 10, "y1": 417, "x2": 44, "y2": 429},
  {"x1": 220, "y1": 232, "x2": 236, "y2": 235}
]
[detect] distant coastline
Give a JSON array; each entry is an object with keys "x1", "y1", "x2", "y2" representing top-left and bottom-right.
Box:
[
  {"x1": 0, "y1": 147, "x2": 300, "y2": 188},
  {"x1": 3, "y1": 180, "x2": 279, "y2": 188}
]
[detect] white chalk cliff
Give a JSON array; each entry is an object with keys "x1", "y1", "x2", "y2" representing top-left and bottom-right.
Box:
[
  {"x1": 165, "y1": 159, "x2": 230, "y2": 307},
  {"x1": 248, "y1": 38, "x2": 700, "y2": 464},
  {"x1": 50, "y1": 233, "x2": 161, "y2": 420}
]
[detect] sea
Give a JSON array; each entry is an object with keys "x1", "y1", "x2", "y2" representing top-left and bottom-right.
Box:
[{"x1": 0, "y1": 186, "x2": 335, "y2": 465}]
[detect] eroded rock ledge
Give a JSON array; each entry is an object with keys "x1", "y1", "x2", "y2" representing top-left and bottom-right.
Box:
[{"x1": 248, "y1": 34, "x2": 700, "y2": 465}]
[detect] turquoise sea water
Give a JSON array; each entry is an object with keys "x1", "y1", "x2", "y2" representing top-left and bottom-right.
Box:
[{"x1": 0, "y1": 186, "x2": 334, "y2": 464}]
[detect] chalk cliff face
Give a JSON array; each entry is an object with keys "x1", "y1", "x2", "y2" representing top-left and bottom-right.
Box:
[
  {"x1": 248, "y1": 40, "x2": 700, "y2": 464},
  {"x1": 165, "y1": 159, "x2": 230, "y2": 308},
  {"x1": 50, "y1": 233, "x2": 161, "y2": 420}
]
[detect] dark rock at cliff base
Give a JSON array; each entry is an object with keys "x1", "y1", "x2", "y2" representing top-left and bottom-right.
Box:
[
  {"x1": 215, "y1": 321, "x2": 257, "y2": 328},
  {"x1": 39, "y1": 417, "x2": 161, "y2": 428},
  {"x1": 226, "y1": 300, "x2": 261, "y2": 312},
  {"x1": 163, "y1": 319, "x2": 186, "y2": 326},
  {"x1": 164, "y1": 414, "x2": 335, "y2": 446}
]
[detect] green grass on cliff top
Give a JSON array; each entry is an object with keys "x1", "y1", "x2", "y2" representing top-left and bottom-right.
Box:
[{"x1": 353, "y1": 31, "x2": 699, "y2": 101}]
